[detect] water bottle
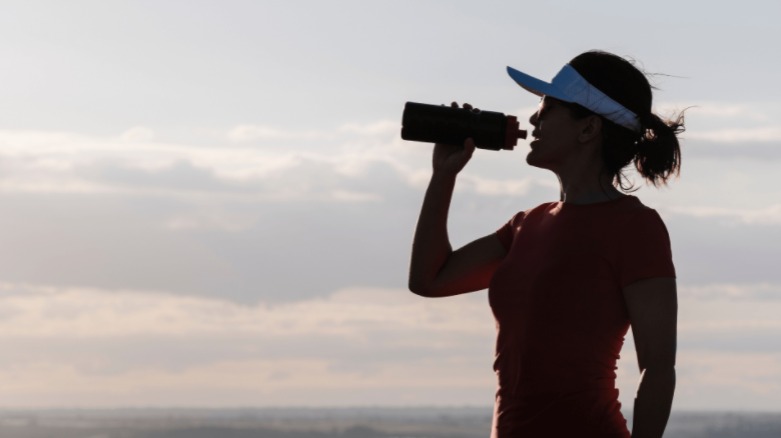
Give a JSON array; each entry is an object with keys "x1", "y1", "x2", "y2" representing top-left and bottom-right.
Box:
[{"x1": 400, "y1": 102, "x2": 527, "y2": 151}]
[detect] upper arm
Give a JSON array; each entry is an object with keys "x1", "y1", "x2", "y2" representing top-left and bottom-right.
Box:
[
  {"x1": 623, "y1": 277, "x2": 678, "y2": 371},
  {"x1": 420, "y1": 233, "x2": 507, "y2": 298}
]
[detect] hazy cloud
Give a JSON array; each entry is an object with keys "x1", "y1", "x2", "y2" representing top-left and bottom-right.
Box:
[
  {"x1": 227, "y1": 125, "x2": 328, "y2": 142},
  {"x1": 669, "y1": 204, "x2": 781, "y2": 226},
  {"x1": 120, "y1": 126, "x2": 155, "y2": 142},
  {"x1": 680, "y1": 282, "x2": 781, "y2": 301},
  {"x1": 0, "y1": 282, "x2": 778, "y2": 409},
  {"x1": 0, "y1": 125, "x2": 486, "y2": 201},
  {"x1": 2, "y1": 121, "x2": 781, "y2": 303},
  {"x1": 0, "y1": 283, "x2": 491, "y2": 340},
  {"x1": 687, "y1": 127, "x2": 781, "y2": 143}
]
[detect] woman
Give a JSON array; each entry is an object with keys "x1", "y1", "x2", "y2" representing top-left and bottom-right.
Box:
[{"x1": 408, "y1": 51, "x2": 683, "y2": 437}]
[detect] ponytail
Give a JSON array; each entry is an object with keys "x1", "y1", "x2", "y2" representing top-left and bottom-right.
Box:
[
  {"x1": 597, "y1": 111, "x2": 685, "y2": 192},
  {"x1": 634, "y1": 111, "x2": 685, "y2": 187}
]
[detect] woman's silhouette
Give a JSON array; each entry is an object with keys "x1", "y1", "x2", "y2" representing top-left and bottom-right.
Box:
[{"x1": 409, "y1": 50, "x2": 683, "y2": 437}]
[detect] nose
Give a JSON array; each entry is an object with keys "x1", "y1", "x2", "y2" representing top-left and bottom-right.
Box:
[{"x1": 529, "y1": 110, "x2": 539, "y2": 127}]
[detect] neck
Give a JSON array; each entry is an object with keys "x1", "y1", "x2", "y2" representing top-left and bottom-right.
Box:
[{"x1": 556, "y1": 163, "x2": 624, "y2": 205}]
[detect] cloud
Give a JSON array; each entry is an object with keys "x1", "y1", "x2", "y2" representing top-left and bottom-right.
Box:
[
  {"x1": 8, "y1": 112, "x2": 778, "y2": 209},
  {"x1": 3, "y1": 120, "x2": 781, "y2": 307},
  {"x1": 656, "y1": 100, "x2": 781, "y2": 122},
  {"x1": 337, "y1": 120, "x2": 399, "y2": 136},
  {"x1": 0, "y1": 283, "x2": 491, "y2": 340},
  {"x1": 226, "y1": 120, "x2": 398, "y2": 143},
  {"x1": 6, "y1": 121, "x2": 781, "y2": 304},
  {"x1": 651, "y1": 101, "x2": 781, "y2": 159},
  {"x1": 680, "y1": 282, "x2": 781, "y2": 301},
  {"x1": 656, "y1": 102, "x2": 774, "y2": 123},
  {"x1": 120, "y1": 126, "x2": 155, "y2": 142},
  {"x1": 227, "y1": 125, "x2": 328, "y2": 142},
  {"x1": 1, "y1": 281, "x2": 780, "y2": 408},
  {"x1": 686, "y1": 127, "x2": 781, "y2": 143},
  {"x1": 163, "y1": 210, "x2": 262, "y2": 232},
  {"x1": 458, "y1": 175, "x2": 554, "y2": 197},
  {"x1": 668, "y1": 204, "x2": 781, "y2": 226},
  {"x1": 0, "y1": 357, "x2": 496, "y2": 408},
  {"x1": 0, "y1": 127, "x2": 399, "y2": 201},
  {"x1": 684, "y1": 140, "x2": 781, "y2": 161},
  {"x1": 0, "y1": 282, "x2": 496, "y2": 406},
  {"x1": 617, "y1": 284, "x2": 781, "y2": 410},
  {"x1": 0, "y1": 122, "x2": 555, "y2": 206},
  {"x1": 672, "y1": 351, "x2": 781, "y2": 410}
]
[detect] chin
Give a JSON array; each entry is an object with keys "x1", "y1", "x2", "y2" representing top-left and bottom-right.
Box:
[
  {"x1": 525, "y1": 150, "x2": 544, "y2": 167},
  {"x1": 525, "y1": 151, "x2": 556, "y2": 171}
]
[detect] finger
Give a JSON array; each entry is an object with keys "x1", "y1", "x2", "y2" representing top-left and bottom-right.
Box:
[
  {"x1": 463, "y1": 103, "x2": 472, "y2": 110},
  {"x1": 450, "y1": 101, "x2": 459, "y2": 108},
  {"x1": 464, "y1": 137, "x2": 477, "y2": 156}
]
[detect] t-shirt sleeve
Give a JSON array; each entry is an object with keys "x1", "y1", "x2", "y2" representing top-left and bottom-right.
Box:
[
  {"x1": 495, "y1": 212, "x2": 524, "y2": 251},
  {"x1": 618, "y1": 209, "x2": 676, "y2": 287}
]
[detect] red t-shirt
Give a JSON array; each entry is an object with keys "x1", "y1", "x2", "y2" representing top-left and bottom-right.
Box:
[{"x1": 489, "y1": 196, "x2": 675, "y2": 437}]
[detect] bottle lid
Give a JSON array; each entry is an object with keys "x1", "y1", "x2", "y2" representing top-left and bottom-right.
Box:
[{"x1": 504, "y1": 116, "x2": 528, "y2": 150}]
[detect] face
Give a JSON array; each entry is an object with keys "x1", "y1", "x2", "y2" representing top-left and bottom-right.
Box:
[{"x1": 526, "y1": 96, "x2": 584, "y2": 170}]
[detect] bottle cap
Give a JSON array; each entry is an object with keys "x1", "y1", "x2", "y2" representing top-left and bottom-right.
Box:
[{"x1": 504, "y1": 116, "x2": 528, "y2": 150}]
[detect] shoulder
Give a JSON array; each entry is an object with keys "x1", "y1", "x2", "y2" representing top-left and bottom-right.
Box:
[
  {"x1": 497, "y1": 202, "x2": 558, "y2": 247},
  {"x1": 511, "y1": 201, "x2": 558, "y2": 224},
  {"x1": 600, "y1": 196, "x2": 668, "y2": 229},
  {"x1": 623, "y1": 197, "x2": 669, "y2": 234},
  {"x1": 614, "y1": 198, "x2": 676, "y2": 284},
  {"x1": 595, "y1": 196, "x2": 673, "y2": 251}
]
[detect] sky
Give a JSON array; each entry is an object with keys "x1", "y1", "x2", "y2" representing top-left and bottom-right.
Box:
[{"x1": 0, "y1": 0, "x2": 780, "y2": 412}]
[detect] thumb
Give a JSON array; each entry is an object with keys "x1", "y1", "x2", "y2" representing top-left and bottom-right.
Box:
[{"x1": 463, "y1": 137, "x2": 476, "y2": 159}]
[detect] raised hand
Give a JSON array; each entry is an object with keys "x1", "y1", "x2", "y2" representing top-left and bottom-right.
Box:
[{"x1": 432, "y1": 102, "x2": 478, "y2": 176}]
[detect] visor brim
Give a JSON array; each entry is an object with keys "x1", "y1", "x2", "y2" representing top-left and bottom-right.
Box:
[{"x1": 506, "y1": 66, "x2": 573, "y2": 103}]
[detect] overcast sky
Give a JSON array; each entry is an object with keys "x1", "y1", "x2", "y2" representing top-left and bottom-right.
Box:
[{"x1": 1, "y1": 0, "x2": 780, "y2": 412}]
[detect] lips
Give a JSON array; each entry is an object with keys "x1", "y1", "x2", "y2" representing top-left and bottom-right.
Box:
[{"x1": 529, "y1": 131, "x2": 540, "y2": 147}]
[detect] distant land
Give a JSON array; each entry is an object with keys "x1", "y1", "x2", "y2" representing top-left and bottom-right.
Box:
[{"x1": 1, "y1": 407, "x2": 780, "y2": 437}]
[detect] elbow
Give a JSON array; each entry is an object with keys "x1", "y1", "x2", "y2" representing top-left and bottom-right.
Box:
[
  {"x1": 408, "y1": 282, "x2": 431, "y2": 298},
  {"x1": 408, "y1": 277, "x2": 437, "y2": 298},
  {"x1": 638, "y1": 351, "x2": 677, "y2": 375},
  {"x1": 639, "y1": 363, "x2": 677, "y2": 381},
  {"x1": 644, "y1": 364, "x2": 676, "y2": 374},
  {"x1": 637, "y1": 365, "x2": 676, "y2": 397}
]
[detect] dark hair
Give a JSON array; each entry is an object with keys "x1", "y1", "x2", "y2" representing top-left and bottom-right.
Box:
[{"x1": 562, "y1": 50, "x2": 684, "y2": 191}]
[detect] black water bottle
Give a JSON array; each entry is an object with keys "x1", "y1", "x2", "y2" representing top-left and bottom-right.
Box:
[{"x1": 400, "y1": 102, "x2": 527, "y2": 151}]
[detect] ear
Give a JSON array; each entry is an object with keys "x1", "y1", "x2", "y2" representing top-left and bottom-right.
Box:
[{"x1": 578, "y1": 115, "x2": 602, "y2": 143}]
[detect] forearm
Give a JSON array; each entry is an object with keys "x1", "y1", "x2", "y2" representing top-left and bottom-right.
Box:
[
  {"x1": 631, "y1": 366, "x2": 676, "y2": 438},
  {"x1": 408, "y1": 171, "x2": 458, "y2": 295}
]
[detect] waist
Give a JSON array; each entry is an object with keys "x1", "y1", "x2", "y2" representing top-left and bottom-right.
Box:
[
  {"x1": 495, "y1": 366, "x2": 618, "y2": 397},
  {"x1": 496, "y1": 385, "x2": 619, "y2": 402},
  {"x1": 492, "y1": 388, "x2": 629, "y2": 438}
]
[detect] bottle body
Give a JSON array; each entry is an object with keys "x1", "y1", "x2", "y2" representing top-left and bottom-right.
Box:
[{"x1": 401, "y1": 102, "x2": 526, "y2": 151}]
